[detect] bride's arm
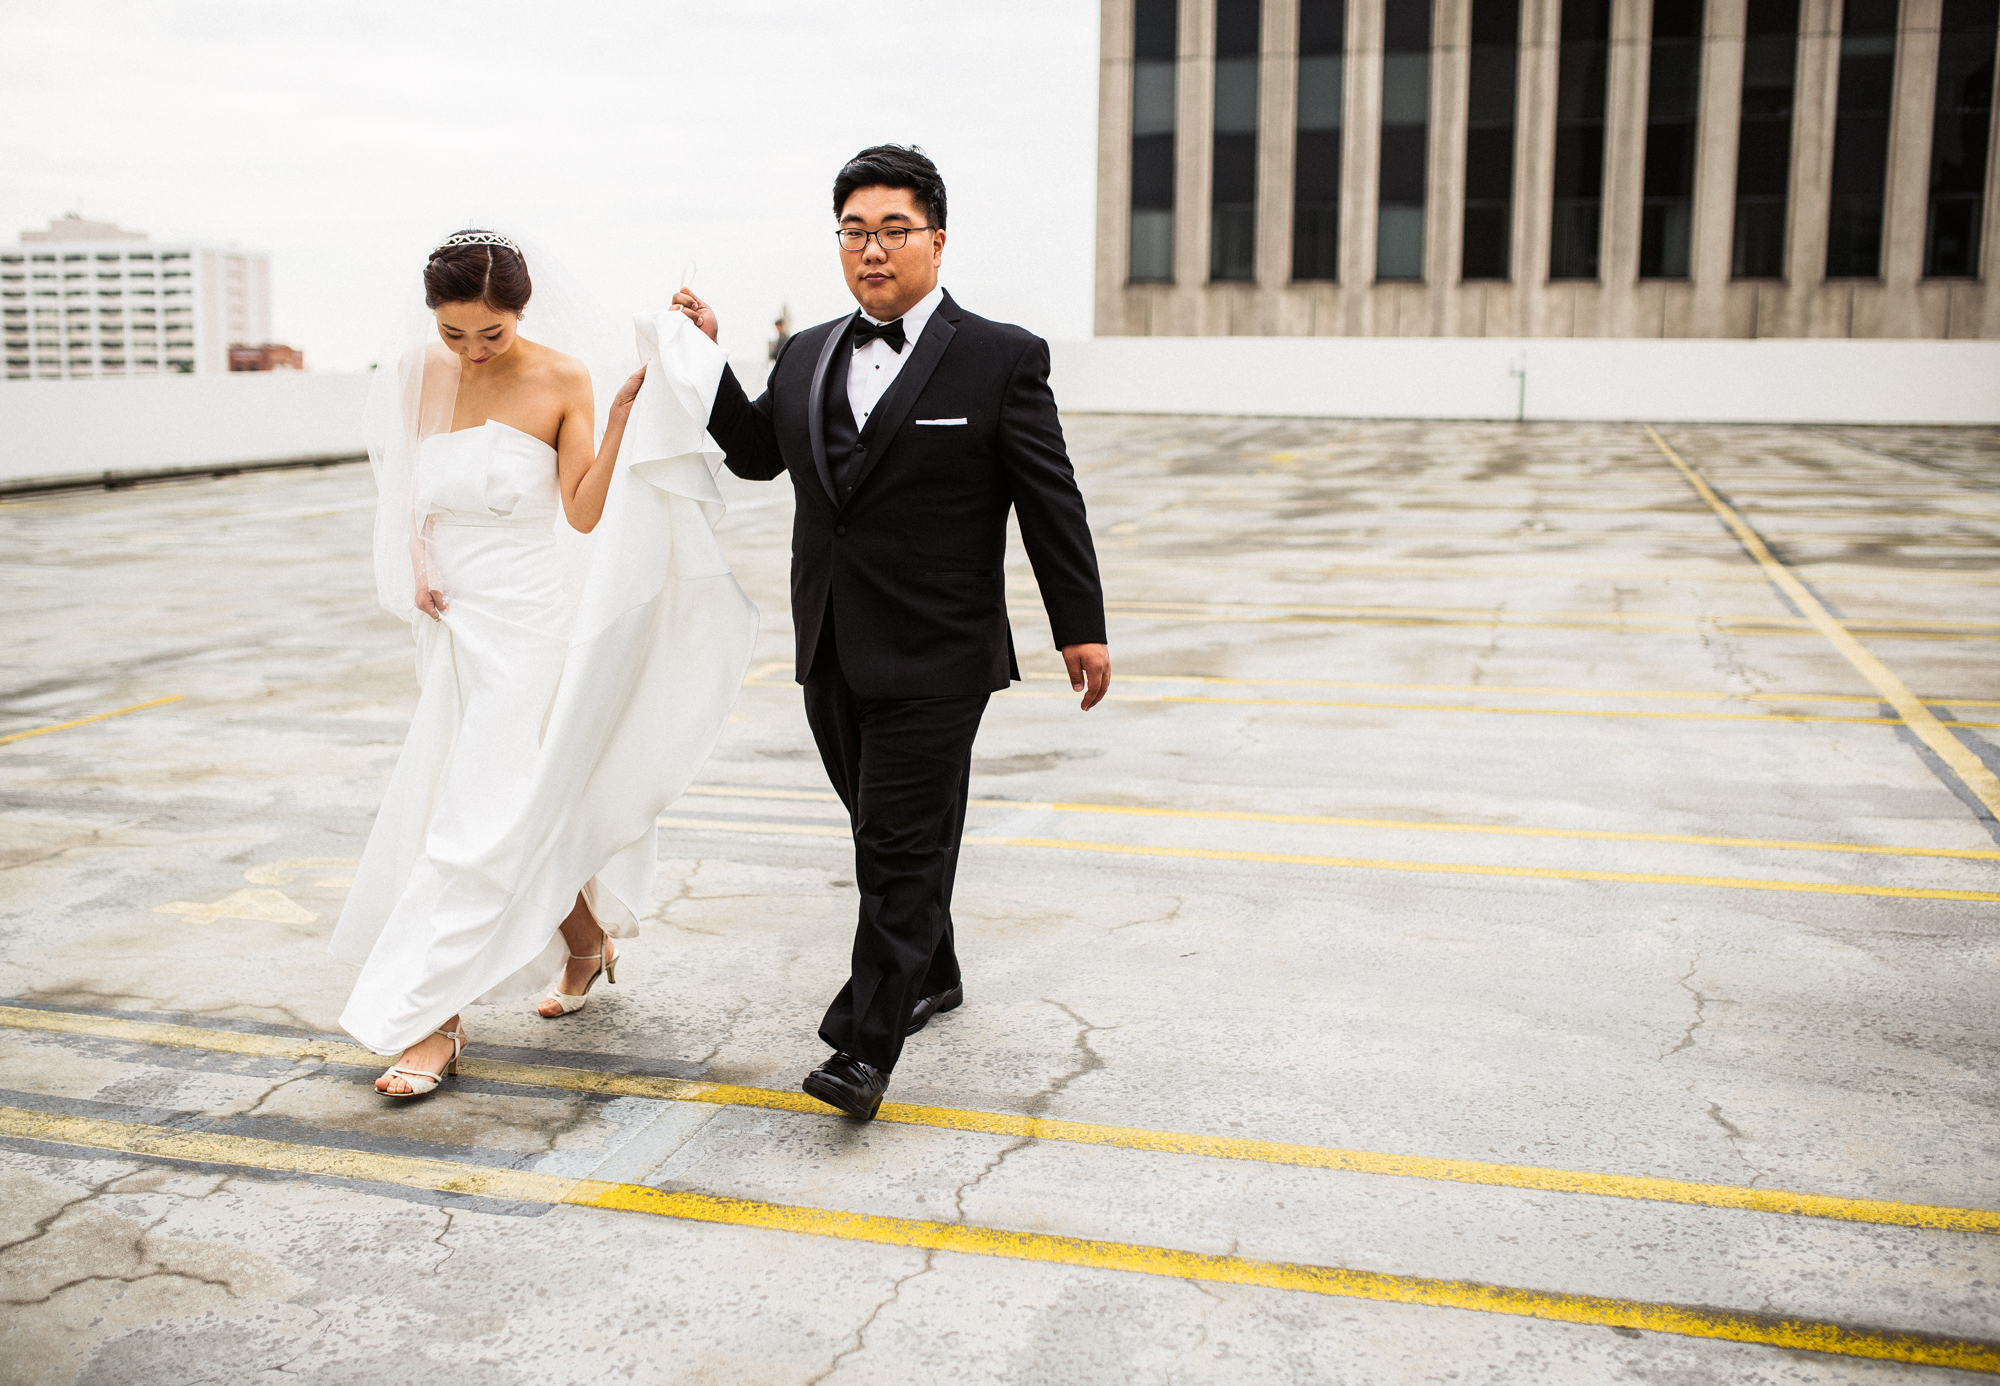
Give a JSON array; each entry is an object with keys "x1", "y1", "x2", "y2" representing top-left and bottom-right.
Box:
[{"x1": 558, "y1": 364, "x2": 645, "y2": 533}]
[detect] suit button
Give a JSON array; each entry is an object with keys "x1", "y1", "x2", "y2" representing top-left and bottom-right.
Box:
[{"x1": 835, "y1": 525, "x2": 847, "y2": 537}]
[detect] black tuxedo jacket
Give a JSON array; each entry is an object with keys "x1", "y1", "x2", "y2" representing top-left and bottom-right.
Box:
[{"x1": 707, "y1": 291, "x2": 1106, "y2": 699}]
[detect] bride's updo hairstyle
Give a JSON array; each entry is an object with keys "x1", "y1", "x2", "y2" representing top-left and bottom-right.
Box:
[{"x1": 424, "y1": 230, "x2": 532, "y2": 315}]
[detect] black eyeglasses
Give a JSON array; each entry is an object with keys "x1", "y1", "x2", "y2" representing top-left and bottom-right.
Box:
[{"x1": 836, "y1": 226, "x2": 936, "y2": 252}]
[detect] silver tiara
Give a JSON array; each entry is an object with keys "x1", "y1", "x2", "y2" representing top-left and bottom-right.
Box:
[{"x1": 434, "y1": 231, "x2": 519, "y2": 254}]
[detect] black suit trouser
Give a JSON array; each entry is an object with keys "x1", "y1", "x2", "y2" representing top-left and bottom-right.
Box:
[{"x1": 803, "y1": 614, "x2": 988, "y2": 1074}]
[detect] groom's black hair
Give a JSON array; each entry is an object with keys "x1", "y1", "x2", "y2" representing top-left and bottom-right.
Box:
[{"x1": 833, "y1": 145, "x2": 947, "y2": 230}]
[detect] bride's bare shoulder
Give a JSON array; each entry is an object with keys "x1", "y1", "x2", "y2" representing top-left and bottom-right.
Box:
[{"x1": 517, "y1": 339, "x2": 592, "y2": 398}]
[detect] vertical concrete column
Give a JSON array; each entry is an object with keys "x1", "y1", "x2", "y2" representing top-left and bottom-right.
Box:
[
  {"x1": 1172, "y1": 0, "x2": 1219, "y2": 332},
  {"x1": 1689, "y1": 0, "x2": 1747, "y2": 333},
  {"x1": 1098, "y1": 0, "x2": 1137, "y2": 335},
  {"x1": 1341, "y1": 0, "x2": 1387, "y2": 330},
  {"x1": 1780, "y1": 0, "x2": 1841, "y2": 334},
  {"x1": 1513, "y1": 0, "x2": 1563, "y2": 331},
  {"x1": 1430, "y1": 0, "x2": 1474, "y2": 331},
  {"x1": 1260, "y1": 0, "x2": 1304, "y2": 329},
  {"x1": 1982, "y1": 28, "x2": 2000, "y2": 337},
  {"x1": 1879, "y1": 0, "x2": 1941, "y2": 334},
  {"x1": 1602, "y1": 0, "x2": 1656, "y2": 333}
]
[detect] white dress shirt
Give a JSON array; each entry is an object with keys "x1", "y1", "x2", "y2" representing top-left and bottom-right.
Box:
[{"x1": 847, "y1": 284, "x2": 945, "y2": 430}]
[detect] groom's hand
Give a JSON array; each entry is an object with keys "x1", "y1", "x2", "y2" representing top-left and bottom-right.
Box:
[
  {"x1": 671, "y1": 287, "x2": 719, "y2": 343},
  {"x1": 1062, "y1": 643, "x2": 1110, "y2": 711}
]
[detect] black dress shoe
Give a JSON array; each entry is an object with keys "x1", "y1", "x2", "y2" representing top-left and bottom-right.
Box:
[
  {"x1": 906, "y1": 984, "x2": 964, "y2": 1036},
  {"x1": 802, "y1": 1052, "x2": 890, "y2": 1120}
]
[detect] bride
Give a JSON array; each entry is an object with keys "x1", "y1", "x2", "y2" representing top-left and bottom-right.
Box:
[{"x1": 331, "y1": 229, "x2": 757, "y2": 1096}]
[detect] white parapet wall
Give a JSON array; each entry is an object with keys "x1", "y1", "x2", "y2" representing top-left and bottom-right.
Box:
[
  {"x1": 0, "y1": 354, "x2": 778, "y2": 492},
  {"x1": 1047, "y1": 337, "x2": 2000, "y2": 425},
  {"x1": 0, "y1": 372, "x2": 373, "y2": 489},
  {"x1": 0, "y1": 341, "x2": 1992, "y2": 492}
]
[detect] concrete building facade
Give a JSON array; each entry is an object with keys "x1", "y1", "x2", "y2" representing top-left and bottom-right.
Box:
[
  {"x1": 3, "y1": 216, "x2": 271, "y2": 380},
  {"x1": 1094, "y1": 0, "x2": 2000, "y2": 337}
]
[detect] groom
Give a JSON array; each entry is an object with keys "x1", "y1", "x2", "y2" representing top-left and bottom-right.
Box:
[{"x1": 675, "y1": 144, "x2": 1109, "y2": 1120}]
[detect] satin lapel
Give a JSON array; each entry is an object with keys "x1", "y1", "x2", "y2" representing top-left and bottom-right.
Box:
[
  {"x1": 843, "y1": 310, "x2": 957, "y2": 504},
  {"x1": 805, "y1": 317, "x2": 851, "y2": 505}
]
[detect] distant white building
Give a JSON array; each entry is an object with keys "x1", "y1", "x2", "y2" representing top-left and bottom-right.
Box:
[{"x1": 3, "y1": 215, "x2": 272, "y2": 380}]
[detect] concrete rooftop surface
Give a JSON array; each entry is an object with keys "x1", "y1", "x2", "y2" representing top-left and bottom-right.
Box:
[{"x1": 1, "y1": 417, "x2": 1998, "y2": 1385}]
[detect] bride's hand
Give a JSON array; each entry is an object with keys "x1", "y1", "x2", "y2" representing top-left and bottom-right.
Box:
[
  {"x1": 416, "y1": 583, "x2": 448, "y2": 620},
  {"x1": 611, "y1": 365, "x2": 647, "y2": 415},
  {"x1": 671, "y1": 287, "x2": 719, "y2": 343}
]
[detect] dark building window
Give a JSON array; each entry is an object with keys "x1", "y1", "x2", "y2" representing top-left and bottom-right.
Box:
[
  {"x1": 1550, "y1": 0, "x2": 1612, "y2": 278},
  {"x1": 1293, "y1": 0, "x2": 1347, "y2": 280},
  {"x1": 1212, "y1": 0, "x2": 1262, "y2": 281},
  {"x1": 1131, "y1": 0, "x2": 1179, "y2": 283},
  {"x1": 1733, "y1": 0, "x2": 1798, "y2": 276},
  {"x1": 1925, "y1": 0, "x2": 1998, "y2": 276},
  {"x1": 1462, "y1": 0, "x2": 1520, "y2": 279},
  {"x1": 1640, "y1": 0, "x2": 1703, "y2": 276},
  {"x1": 1377, "y1": 0, "x2": 1433, "y2": 280},
  {"x1": 1825, "y1": 0, "x2": 1899, "y2": 277}
]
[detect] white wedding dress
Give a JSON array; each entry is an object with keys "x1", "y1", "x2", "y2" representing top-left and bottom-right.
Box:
[{"x1": 331, "y1": 309, "x2": 756, "y2": 1055}]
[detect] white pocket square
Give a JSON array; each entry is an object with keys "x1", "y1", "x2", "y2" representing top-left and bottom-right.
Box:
[{"x1": 914, "y1": 418, "x2": 967, "y2": 426}]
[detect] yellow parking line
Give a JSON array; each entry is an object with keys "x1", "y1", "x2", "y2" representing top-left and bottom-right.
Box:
[
  {"x1": 758, "y1": 671, "x2": 2000, "y2": 722},
  {"x1": 967, "y1": 835, "x2": 2000, "y2": 903},
  {"x1": 1089, "y1": 609, "x2": 2000, "y2": 641},
  {"x1": 7, "y1": 1004, "x2": 1997, "y2": 1238},
  {"x1": 1300, "y1": 562, "x2": 2000, "y2": 587},
  {"x1": 1013, "y1": 671, "x2": 2000, "y2": 709},
  {"x1": 1309, "y1": 506, "x2": 2000, "y2": 520},
  {"x1": 751, "y1": 667, "x2": 2000, "y2": 710},
  {"x1": 1105, "y1": 600, "x2": 2000, "y2": 632},
  {"x1": 1650, "y1": 427, "x2": 2000, "y2": 820},
  {"x1": 999, "y1": 688, "x2": 2000, "y2": 729},
  {"x1": 4, "y1": 1106, "x2": 1994, "y2": 1373},
  {"x1": 679, "y1": 785, "x2": 2000, "y2": 861},
  {"x1": 0, "y1": 695, "x2": 184, "y2": 747},
  {"x1": 657, "y1": 815, "x2": 1999, "y2": 897},
  {"x1": 1113, "y1": 523, "x2": 2000, "y2": 547},
  {"x1": 1199, "y1": 501, "x2": 2000, "y2": 520}
]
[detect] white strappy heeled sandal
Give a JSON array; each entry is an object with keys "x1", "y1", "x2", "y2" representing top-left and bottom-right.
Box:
[
  {"x1": 377, "y1": 1024, "x2": 466, "y2": 1099},
  {"x1": 538, "y1": 936, "x2": 618, "y2": 1018}
]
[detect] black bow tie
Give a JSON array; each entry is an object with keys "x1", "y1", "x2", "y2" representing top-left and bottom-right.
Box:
[{"x1": 851, "y1": 317, "x2": 907, "y2": 353}]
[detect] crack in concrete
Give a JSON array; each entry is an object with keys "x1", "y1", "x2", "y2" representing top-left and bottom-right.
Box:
[
  {"x1": 1466, "y1": 598, "x2": 1508, "y2": 685},
  {"x1": 231, "y1": 1067, "x2": 320, "y2": 1120},
  {"x1": 1166, "y1": 1279, "x2": 1225, "y2": 1382},
  {"x1": 950, "y1": 1137, "x2": 1028, "y2": 1226},
  {"x1": 657, "y1": 861, "x2": 763, "y2": 936},
  {"x1": 1652, "y1": 958, "x2": 1768, "y2": 1184},
  {"x1": 694, "y1": 993, "x2": 757, "y2": 1068},
  {"x1": 0, "y1": 1170, "x2": 241, "y2": 1306},
  {"x1": 1706, "y1": 1101, "x2": 1745, "y2": 1141},
  {"x1": 1694, "y1": 1094, "x2": 1767, "y2": 1187},
  {"x1": 1032, "y1": 1000, "x2": 1113, "y2": 1115},
  {"x1": 931, "y1": 1001, "x2": 1122, "y2": 1241},
  {"x1": 429, "y1": 1210, "x2": 456, "y2": 1275},
  {"x1": 1106, "y1": 895, "x2": 1184, "y2": 935},
  {"x1": 0, "y1": 1167, "x2": 132, "y2": 1258},
  {"x1": 1, "y1": 1265, "x2": 237, "y2": 1307},
  {"x1": 267, "y1": 1314, "x2": 327, "y2": 1377},
  {"x1": 1661, "y1": 958, "x2": 1706, "y2": 1060},
  {"x1": 804, "y1": 1248, "x2": 935, "y2": 1386}
]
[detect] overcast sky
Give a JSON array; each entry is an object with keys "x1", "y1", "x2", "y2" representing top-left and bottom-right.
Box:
[{"x1": 3, "y1": 2, "x2": 1101, "y2": 371}]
